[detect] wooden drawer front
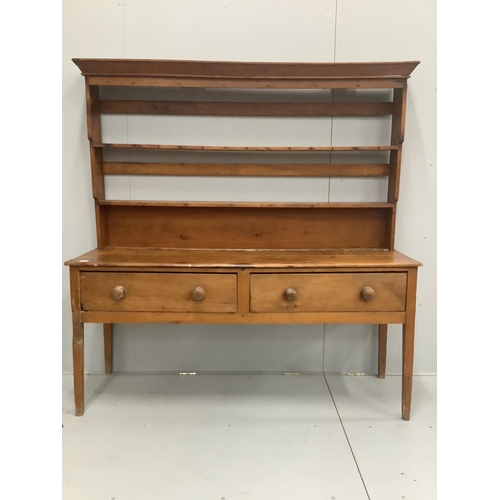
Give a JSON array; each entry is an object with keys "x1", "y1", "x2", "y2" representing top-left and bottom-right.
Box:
[
  {"x1": 250, "y1": 273, "x2": 407, "y2": 313},
  {"x1": 80, "y1": 272, "x2": 237, "y2": 312}
]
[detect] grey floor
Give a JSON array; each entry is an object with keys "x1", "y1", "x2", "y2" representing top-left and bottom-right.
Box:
[{"x1": 62, "y1": 374, "x2": 436, "y2": 500}]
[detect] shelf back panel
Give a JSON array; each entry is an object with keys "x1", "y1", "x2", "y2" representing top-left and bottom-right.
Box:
[{"x1": 100, "y1": 205, "x2": 392, "y2": 250}]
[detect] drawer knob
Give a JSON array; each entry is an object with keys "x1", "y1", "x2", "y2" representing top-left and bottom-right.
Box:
[
  {"x1": 191, "y1": 286, "x2": 206, "y2": 302},
  {"x1": 111, "y1": 285, "x2": 126, "y2": 300},
  {"x1": 284, "y1": 288, "x2": 297, "y2": 301},
  {"x1": 361, "y1": 286, "x2": 376, "y2": 301}
]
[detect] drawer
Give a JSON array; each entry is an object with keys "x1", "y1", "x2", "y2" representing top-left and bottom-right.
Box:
[
  {"x1": 80, "y1": 272, "x2": 237, "y2": 313},
  {"x1": 250, "y1": 273, "x2": 407, "y2": 313}
]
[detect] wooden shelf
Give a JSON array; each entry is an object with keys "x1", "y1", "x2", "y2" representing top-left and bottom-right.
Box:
[
  {"x1": 96, "y1": 143, "x2": 399, "y2": 152},
  {"x1": 97, "y1": 200, "x2": 395, "y2": 209}
]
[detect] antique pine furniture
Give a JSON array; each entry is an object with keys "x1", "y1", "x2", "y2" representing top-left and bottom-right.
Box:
[{"x1": 65, "y1": 59, "x2": 421, "y2": 419}]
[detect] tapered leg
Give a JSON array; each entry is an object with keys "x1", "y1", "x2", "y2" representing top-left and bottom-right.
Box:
[
  {"x1": 402, "y1": 321, "x2": 415, "y2": 420},
  {"x1": 104, "y1": 323, "x2": 113, "y2": 374},
  {"x1": 402, "y1": 268, "x2": 418, "y2": 421},
  {"x1": 378, "y1": 324, "x2": 388, "y2": 379},
  {"x1": 72, "y1": 318, "x2": 85, "y2": 416}
]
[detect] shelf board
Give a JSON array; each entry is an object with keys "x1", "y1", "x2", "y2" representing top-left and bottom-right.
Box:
[
  {"x1": 95, "y1": 143, "x2": 399, "y2": 152},
  {"x1": 98, "y1": 200, "x2": 395, "y2": 209}
]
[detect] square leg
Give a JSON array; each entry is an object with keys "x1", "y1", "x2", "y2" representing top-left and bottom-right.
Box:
[
  {"x1": 104, "y1": 323, "x2": 113, "y2": 374},
  {"x1": 378, "y1": 324, "x2": 388, "y2": 379},
  {"x1": 72, "y1": 318, "x2": 84, "y2": 416}
]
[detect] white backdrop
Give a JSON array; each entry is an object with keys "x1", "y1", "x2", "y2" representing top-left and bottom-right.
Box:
[{"x1": 62, "y1": 0, "x2": 436, "y2": 375}]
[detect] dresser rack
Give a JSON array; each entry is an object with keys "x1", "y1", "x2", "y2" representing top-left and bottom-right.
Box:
[{"x1": 65, "y1": 59, "x2": 421, "y2": 419}]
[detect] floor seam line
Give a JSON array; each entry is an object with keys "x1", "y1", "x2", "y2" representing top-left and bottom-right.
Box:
[{"x1": 323, "y1": 374, "x2": 372, "y2": 500}]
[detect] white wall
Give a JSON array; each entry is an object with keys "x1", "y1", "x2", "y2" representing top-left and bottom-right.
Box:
[{"x1": 62, "y1": 0, "x2": 436, "y2": 375}]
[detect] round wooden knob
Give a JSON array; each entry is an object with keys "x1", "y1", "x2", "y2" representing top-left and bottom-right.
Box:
[
  {"x1": 191, "y1": 286, "x2": 206, "y2": 302},
  {"x1": 361, "y1": 286, "x2": 376, "y2": 301},
  {"x1": 284, "y1": 288, "x2": 297, "y2": 301},
  {"x1": 111, "y1": 285, "x2": 126, "y2": 300}
]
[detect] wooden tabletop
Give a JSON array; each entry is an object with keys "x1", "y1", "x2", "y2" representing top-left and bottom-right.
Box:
[{"x1": 65, "y1": 248, "x2": 422, "y2": 269}]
